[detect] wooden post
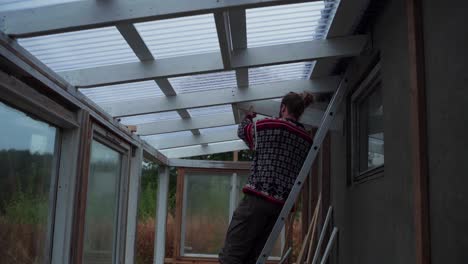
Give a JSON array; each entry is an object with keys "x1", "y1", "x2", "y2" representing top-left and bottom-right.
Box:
[
  {"x1": 71, "y1": 111, "x2": 91, "y2": 264},
  {"x1": 173, "y1": 168, "x2": 185, "y2": 260},
  {"x1": 407, "y1": 0, "x2": 431, "y2": 263}
]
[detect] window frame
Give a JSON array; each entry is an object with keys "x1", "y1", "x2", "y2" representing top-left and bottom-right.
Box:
[
  {"x1": 0, "y1": 99, "x2": 62, "y2": 263},
  {"x1": 350, "y1": 62, "x2": 385, "y2": 183},
  {"x1": 78, "y1": 123, "x2": 132, "y2": 264},
  {"x1": 176, "y1": 167, "x2": 285, "y2": 260},
  {"x1": 0, "y1": 71, "x2": 79, "y2": 263}
]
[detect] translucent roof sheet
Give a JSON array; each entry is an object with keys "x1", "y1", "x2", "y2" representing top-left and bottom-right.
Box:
[
  {"x1": 169, "y1": 71, "x2": 237, "y2": 94},
  {"x1": 135, "y1": 14, "x2": 220, "y2": 59},
  {"x1": 199, "y1": 125, "x2": 238, "y2": 134},
  {"x1": 142, "y1": 131, "x2": 194, "y2": 145},
  {"x1": 79, "y1": 81, "x2": 164, "y2": 104},
  {"x1": 18, "y1": 26, "x2": 139, "y2": 72},
  {"x1": 119, "y1": 112, "x2": 181, "y2": 126},
  {"x1": 246, "y1": 0, "x2": 339, "y2": 48},
  {"x1": 0, "y1": 0, "x2": 81, "y2": 11},
  {"x1": 249, "y1": 62, "x2": 314, "y2": 86},
  {"x1": 188, "y1": 105, "x2": 233, "y2": 117}
]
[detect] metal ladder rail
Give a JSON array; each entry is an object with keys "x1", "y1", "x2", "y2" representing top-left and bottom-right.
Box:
[{"x1": 255, "y1": 76, "x2": 350, "y2": 264}]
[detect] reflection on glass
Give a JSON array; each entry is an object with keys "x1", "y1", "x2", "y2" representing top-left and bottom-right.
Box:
[
  {"x1": 182, "y1": 172, "x2": 231, "y2": 255},
  {"x1": 359, "y1": 85, "x2": 384, "y2": 172},
  {"x1": 136, "y1": 161, "x2": 159, "y2": 264},
  {"x1": 83, "y1": 140, "x2": 121, "y2": 264},
  {"x1": 0, "y1": 102, "x2": 58, "y2": 264}
]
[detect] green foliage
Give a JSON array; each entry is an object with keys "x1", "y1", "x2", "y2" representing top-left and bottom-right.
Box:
[
  {"x1": 0, "y1": 149, "x2": 53, "y2": 225},
  {"x1": 239, "y1": 149, "x2": 254, "y2": 161},
  {"x1": 2, "y1": 191, "x2": 49, "y2": 225},
  {"x1": 167, "y1": 167, "x2": 177, "y2": 213},
  {"x1": 138, "y1": 161, "x2": 159, "y2": 221}
]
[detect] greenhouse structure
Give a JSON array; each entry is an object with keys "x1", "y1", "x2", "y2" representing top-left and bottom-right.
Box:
[{"x1": 0, "y1": 0, "x2": 466, "y2": 264}]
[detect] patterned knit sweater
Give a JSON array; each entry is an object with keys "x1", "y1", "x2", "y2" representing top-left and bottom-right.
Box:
[{"x1": 238, "y1": 115, "x2": 313, "y2": 204}]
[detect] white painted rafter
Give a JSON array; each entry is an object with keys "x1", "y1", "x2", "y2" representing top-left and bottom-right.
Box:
[
  {"x1": 161, "y1": 140, "x2": 248, "y2": 158},
  {"x1": 116, "y1": 23, "x2": 154, "y2": 61},
  {"x1": 101, "y1": 77, "x2": 340, "y2": 117},
  {"x1": 230, "y1": 8, "x2": 248, "y2": 123},
  {"x1": 214, "y1": 11, "x2": 233, "y2": 69},
  {"x1": 60, "y1": 35, "x2": 367, "y2": 87},
  {"x1": 1, "y1": 0, "x2": 322, "y2": 38},
  {"x1": 155, "y1": 78, "x2": 201, "y2": 135},
  {"x1": 137, "y1": 112, "x2": 235, "y2": 136},
  {"x1": 146, "y1": 127, "x2": 238, "y2": 149}
]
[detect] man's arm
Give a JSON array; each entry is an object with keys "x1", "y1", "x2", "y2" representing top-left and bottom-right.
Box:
[{"x1": 238, "y1": 112, "x2": 256, "y2": 149}]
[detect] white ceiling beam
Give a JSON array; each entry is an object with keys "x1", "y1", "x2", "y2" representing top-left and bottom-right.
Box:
[
  {"x1": 137, "y1": 112, "x2": 235, "y2": 135},
  {"x1": 230, "y1": 9, "x2": 248, "y2": 123},
  {"x1": 155, "y1": 78, "x2": 200, "y2": 135},
  {"x1": 155, "y1": 78, "x2": 176, "y2": 96},
  {"x1": 229, "y1": 10, "x2": 247, "y2": 50},
  {"x1": 1, "y1": 0, "x2": 321, "y2": 38},
  {"x1": 161, "y1": 140, "x2": 248, "y2": 158},
  {"x1": 237, "y1": 100, "x2": 342, "y2": 130},
  {"x1": 101, "y1": 77, "x2": 340, "y2": 117},
  {"x1": 60, "y1": 35, "x2": 367, "y2": 88},
  {"x1": 117, "y1": 22, "x2": 202, "y2": 134},
  {"x1": 147, "y1": 128, "x2": 238, "y2": 149},
  {"x1": 117, "y1": 24, "x2": 203, "y2": 134},
  {"x1": 116, "y1": 23, "x2": 154, "y2": 61},
  {"x1": 214, "y1": 11, "x2": 233, "y2": 69}
]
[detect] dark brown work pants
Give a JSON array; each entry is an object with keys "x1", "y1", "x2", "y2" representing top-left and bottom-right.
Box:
[{"x1": 219, "y1": 193, "x2": 282, "y2": 264}]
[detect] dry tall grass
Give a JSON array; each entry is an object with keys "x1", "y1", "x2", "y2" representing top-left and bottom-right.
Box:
[{"x1": 0, "y1": 218, "x2": 46, "y2": 264}]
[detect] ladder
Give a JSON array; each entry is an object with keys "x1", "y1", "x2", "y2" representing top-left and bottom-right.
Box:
[{"x1": 256, "y1": 76, "x2": 350, "y2": 264}]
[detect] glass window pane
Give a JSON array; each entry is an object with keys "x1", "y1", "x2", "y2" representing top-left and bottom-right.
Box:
[
  {"x1": 0, "y1": 101, "x2": 58, "y2": 263},
  {"x1": 136, "y1": 161, "x2": 159, "y2": 264},
  {"x1": 182, "y1": 172, "x2": 231, "y2": 255},
  {"x1": 359, "y1": 84, "x2": 384, "y2": 172},
  {"x1": 83, "y1": 140, "x2": 122, "y2": 263}
]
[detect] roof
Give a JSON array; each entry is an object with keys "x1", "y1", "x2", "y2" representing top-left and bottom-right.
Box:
[{"x1": 0, "y1": 0, "x2": 355, "y2": 158}]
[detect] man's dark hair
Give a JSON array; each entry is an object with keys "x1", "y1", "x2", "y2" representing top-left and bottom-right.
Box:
[{"x1": 280, "y1": 92, "x2": 315, "y2": 119}]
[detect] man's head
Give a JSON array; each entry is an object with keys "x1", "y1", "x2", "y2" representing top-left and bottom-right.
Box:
[{"x1": 279, "y1": 92, "x2": 315, "y2": 120}]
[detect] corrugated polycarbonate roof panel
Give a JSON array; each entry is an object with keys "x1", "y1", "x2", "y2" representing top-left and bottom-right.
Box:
[
  {"x1": 17, "y1": 26, "x2": 139, "y2": 72},
  {"x1": 199, "y1": 125, "x2": 238, "y2": 134},
  {"x1": 142, "y1": 130, "x2": 194, "y2": 145},
  {"x1": 246, "y1": 0, "x2": 340, "y2": 48},
  {"x1": 119, "y1": 112, "x2": 181, "y2": 126},
  {"x1": 0, "y1": 0, "x2": 81, "y2": 11},
  {"x1": 169, "y1": 71, "x2": 237, "y2": 94},
  {"x1": 188, "y1": 105, "x2": 233, "y2": 117},
  {"x1": 249, "y1": 62, "x2": 314, "y2": 86},
  {"x1": 79, "y1": 81, "x2": 164, "y2": 104},
  {"x1": 135, "y1": 14, "x2": 220, "y2": 59}
]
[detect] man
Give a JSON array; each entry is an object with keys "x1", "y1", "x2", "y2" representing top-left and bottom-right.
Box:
[{"x1": 219, "y1": 92, "x2": 315, "y2": 264}]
